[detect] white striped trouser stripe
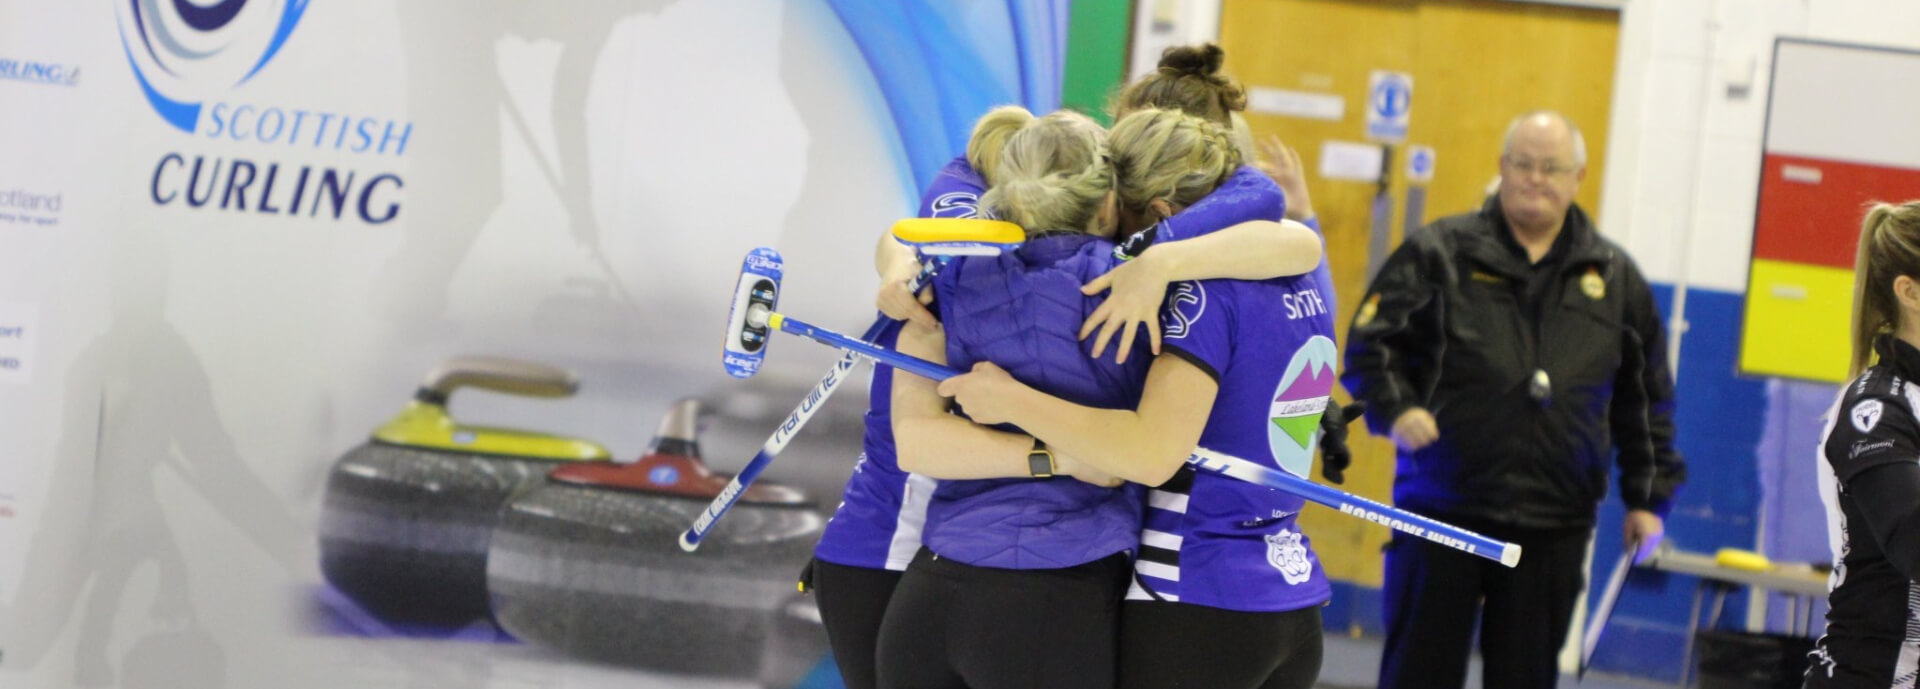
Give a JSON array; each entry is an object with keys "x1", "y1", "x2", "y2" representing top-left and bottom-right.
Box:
[{"x1": 1140, "y1": 529, "x2": 1183, "y2": 550}]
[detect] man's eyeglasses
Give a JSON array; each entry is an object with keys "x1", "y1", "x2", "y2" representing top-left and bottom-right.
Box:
[{"x1": 1503, "y1": 157, "x2": 1577, "y2": 180}]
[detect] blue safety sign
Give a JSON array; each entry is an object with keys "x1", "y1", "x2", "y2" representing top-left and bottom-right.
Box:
[
  {"x1": 1366, "y1": 70, "x2": 1412, "y2": 143},
  {"x1": 1407, "y1": 145, "x2": 1435, "y2": 184}
]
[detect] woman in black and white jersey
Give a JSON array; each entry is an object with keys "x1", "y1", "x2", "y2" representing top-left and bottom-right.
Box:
[{"x1": 1810, "y1": 200, "x2": 1920, "y2": 689}]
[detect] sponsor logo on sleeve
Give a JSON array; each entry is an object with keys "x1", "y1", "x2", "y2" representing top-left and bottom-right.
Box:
[
  {"x1": 1160, "y1": 281, "x2": 1205, "y2": 340},
  {"x1": 1850, "y1": 439, "x2": 1896, "y2": 460},
  {"x1": 928, "y1": 192, "x2": 979, "y2": 218},
  {"x1": 1269, "y1": 335, "x2": 1338, "y2": 478},
  {"x1": 1852, "y1": 399, "x2": 1884, "y2": 433}
]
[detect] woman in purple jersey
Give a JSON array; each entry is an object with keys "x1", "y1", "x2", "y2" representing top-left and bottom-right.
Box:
[
  {"x1": 810, "y1": 113, "x2": 1306, "y2": 689},
  {"x1": 801, "y1": 133, "x2": 1001, "y2": 689},
  {"x1": 1080, "y1": 43, "x2": 1336, "y2": 371},
  {"x1": 940, "y1": 108, "x2": 1335, "y2": 689},
  {"x1": 878, "y1": 107, "x2": 1323, "y2": 689},
  {"x1": 808, "y1": 42, "x2": 1336, "y2": 689}
]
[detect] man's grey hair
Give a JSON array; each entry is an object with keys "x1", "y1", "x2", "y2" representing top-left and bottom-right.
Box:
[{"x1": 1502, "y1": 110, "x2": 1586, "y2": 168}]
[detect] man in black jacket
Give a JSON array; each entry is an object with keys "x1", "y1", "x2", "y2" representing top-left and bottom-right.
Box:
[{"x1": 1343, "y1": 111, "x2": 1686, "y2": 689}]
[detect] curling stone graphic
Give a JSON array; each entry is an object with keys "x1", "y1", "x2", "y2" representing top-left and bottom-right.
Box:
[
  {"x1": 758, "y1": 593, "x2": 834, "y2": 689},
  {"x1": 318, "y1": 356, "x2": 611, "y2": 625},
  {"x1": 487, "y1": 398, "x2": 826, "y2": 678}
]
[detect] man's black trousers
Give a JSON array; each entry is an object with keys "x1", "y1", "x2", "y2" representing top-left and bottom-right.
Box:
[{"x1": 1377, "y1": 523, "x2": 1590, "y2": 689}]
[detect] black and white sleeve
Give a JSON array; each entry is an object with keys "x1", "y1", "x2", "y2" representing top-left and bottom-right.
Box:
[{"x1": 1829, "y1": 394, "x2": 1920, "y2": 579}]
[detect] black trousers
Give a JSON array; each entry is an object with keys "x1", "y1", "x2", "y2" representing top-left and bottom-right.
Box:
[
  {"x1": 875, "y1": 547, "x2": 1129, "y2": 689},
  {"x1": 1119, "y1": 600, "x2": 1323, "y2": 689},
  {"x1": 1377, "y1": 524, "x2": 1590, "y2": 689},
  {"x1": 810, "y1": 558, "x2": 905, "y2": 689}
]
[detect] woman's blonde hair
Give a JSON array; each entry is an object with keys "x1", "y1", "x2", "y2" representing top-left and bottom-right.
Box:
[
  {"x1": 1111, "y1": 43, "x2": 1247, "y2": 125},
  {"x1": 967, "y1": 106, "x2": 1029, "y2": 187},
  {"x1": 1229, "y1": 112, "x2": 1259, "y2": 165},
  {"x1": 971, "y1": 106, "x2": 1114, "y2": 235},
  {"x1": 1850, "y1": 201, "x2": 1920, "y2": 376},
  {"x1": 1108, "y1": 107, "x2": 1243, "y2": 223}
]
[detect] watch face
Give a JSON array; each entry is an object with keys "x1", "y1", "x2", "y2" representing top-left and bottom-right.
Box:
[{"x1": 1029, "y1": 450, "x2": 1053, "y2": 477}]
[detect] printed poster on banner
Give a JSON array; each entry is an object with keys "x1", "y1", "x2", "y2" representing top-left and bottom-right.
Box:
[
  {"x1": 115, "y1": 0, "x2": 410, "y2": 225},
  {"x1": 1366, "y1": 70, "x2": 1412, "y2": 144},
  {"x1": 0, "y1": 302, "x2": 36, "y2": 384}
]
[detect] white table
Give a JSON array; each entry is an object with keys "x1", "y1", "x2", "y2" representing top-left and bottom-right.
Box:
[{"x1": 1636, "y1": 546, "x2": 1827, "y2": 686}]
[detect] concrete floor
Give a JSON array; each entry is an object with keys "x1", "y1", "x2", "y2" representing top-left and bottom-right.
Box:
[{"x1": 1314, "y1": 633, "x2": 1676, "y2": 689}]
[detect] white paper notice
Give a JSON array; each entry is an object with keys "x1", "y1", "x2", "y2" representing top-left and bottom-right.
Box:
[
  {"x1": 0, "y1": 303, "x2": 39, "y2": 384},
  {"x1": 1320, "y1": 141, "x2": 1385, "y2": 182},
  {"x1": 1248, "y1": 87, "x2": 1345, "y2": 121},
  {"x1": 1781, "y1": 165, "x2": 1823, "y2": 184}
]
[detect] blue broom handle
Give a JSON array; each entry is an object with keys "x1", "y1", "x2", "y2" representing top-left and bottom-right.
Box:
[{"x1": 769, "y1": 314, "x2": 1523, "y2": 568}]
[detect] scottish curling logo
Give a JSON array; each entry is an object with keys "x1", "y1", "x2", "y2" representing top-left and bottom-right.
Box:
[
  {"x1": 1268, "y1": 335, "x2": 1337, "y2": 478},
  {"x1": 116, "y1": 0, "x2": 409, "y2": 224}
]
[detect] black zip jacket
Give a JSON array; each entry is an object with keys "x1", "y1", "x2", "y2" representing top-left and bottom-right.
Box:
[{"x1": 1341, "y1": 197, "x2": 1685, "y2": 529}]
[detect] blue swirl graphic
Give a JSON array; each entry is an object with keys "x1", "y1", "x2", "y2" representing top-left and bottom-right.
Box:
[
  {"x1": 171, "y1": 0, "x2": 248, "y2": 32},
  {"x1": 825, "y1": 0, "x2": 1068, "y2": 194},
  {"x1": 241, "y1": 0, "x2": 306, "y2": 84},
  {"x1": 117, "y1": 0, "x2": 305, "y2": 132},
  {"x1": 128, "y1": 0, "x2": 177, "y2": 77},
  {"x1": 117, "y1": 12, "x2": 200, "y2": 132},
  {"x1": 144, "y1": 0, "x2": 228, "y2": 62}
]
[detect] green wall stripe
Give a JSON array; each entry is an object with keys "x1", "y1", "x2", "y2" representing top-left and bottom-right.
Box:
[{"x1": 1061, "y1": 0, "x2": 1132, "y2": 125}]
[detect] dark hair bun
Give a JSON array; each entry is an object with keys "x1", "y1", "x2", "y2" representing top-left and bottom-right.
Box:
[{"x1": 1158, "y1": 44, "x2": 1226, "y2": 78}]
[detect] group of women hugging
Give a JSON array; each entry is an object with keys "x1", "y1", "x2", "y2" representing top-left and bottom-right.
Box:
[{"x1": 801, "y1": 44, "x2": 1342, "y2": 689}]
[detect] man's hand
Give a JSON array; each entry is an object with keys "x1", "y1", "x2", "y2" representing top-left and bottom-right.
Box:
[
  {"x1": 1318, "y1": 401, "x2": 1366, "y2": 484},
  {"x1": 936, "y1": 362, "x2": 1028, "y2": 426},
  {"x1": 1255, "y1": 135, "x2": 1314, "y2": 222},
  {"x1": 1079, "y1": 251, "x2": 1176, "y2": 364},
  {"x1": 1391, "y1": 408, "x2": 1439, "y2": 451},
  {"x1": 1623, "y1": 509, "x2": 1665, "y2": 561}
]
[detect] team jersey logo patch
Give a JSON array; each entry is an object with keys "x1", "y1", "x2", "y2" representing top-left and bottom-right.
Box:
[
  {"x1": 1161, "y1": 281, "x2": 1206, "y2": 340},
  {"x1": 929, "y1": 192, "x2": 980, "y2": 218},
  {"x1": 1852, "y1": 399, "x2": 1884, "y2": 433},
  {"x1": 1269, "y1": 335, "x2": 1338, "y2": 478},
  {"x1": 1266, "y1": 528, "x2": 1312, "y2": 585}
]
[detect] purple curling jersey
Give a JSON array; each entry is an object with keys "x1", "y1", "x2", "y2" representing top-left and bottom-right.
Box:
[
  {"x1": 1158, "y1": 165, "x2": 1336, "y2": 318},
  {"x1": 1128, "y1": 274, "x2": 1337, "y2": 613},
  {"x1": 811, "y1": 156, "x2": 983, "y2": 571},
  {"x1": 922, "y1": 232, "x2": 1150, "y2": 570}
]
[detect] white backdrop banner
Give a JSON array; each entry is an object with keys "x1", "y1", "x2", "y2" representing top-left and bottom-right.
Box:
[{"x1": 0, "y1": 1, "x2": 1065, "y2": 687}]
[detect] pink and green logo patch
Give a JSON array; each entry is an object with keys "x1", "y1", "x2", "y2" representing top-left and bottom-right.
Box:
[{"x1": 1268, "y1": 335, "x2": 1338, "y2": 477}]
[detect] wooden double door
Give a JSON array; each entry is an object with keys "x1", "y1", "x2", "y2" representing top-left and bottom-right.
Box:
[{"x1": 1218, "y1": 0, "x2": 1621, "y2": 591}]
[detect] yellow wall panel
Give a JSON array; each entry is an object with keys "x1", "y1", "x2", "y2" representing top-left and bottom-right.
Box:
[{"x1": 1740, "y1": 259, "x2": 1855, "y2": 383}]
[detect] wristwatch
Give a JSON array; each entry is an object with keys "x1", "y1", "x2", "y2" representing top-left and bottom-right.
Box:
[{"x1": 1027, "y1": 437, "x2": 1055, "y2": 478}]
